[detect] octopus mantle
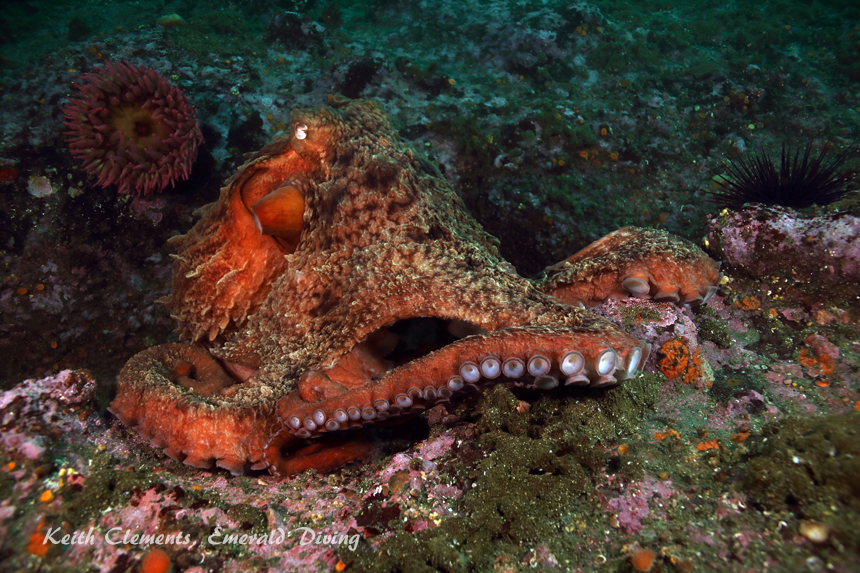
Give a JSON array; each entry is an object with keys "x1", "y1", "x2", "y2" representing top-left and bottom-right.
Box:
[{"x1": 112, "y1": 99, "x2": 721, "y2": 476}]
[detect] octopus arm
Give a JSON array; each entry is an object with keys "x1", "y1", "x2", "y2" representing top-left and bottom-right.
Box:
[
  {"x1": 111, "y1": 343, "x2": 281, "y2": 474},
  {"x1": 277, "y1": 323, "x2": 649, "y2": 440},
  {"x1": 536, "y1": 227, "x2": 722, "y2": 307}
]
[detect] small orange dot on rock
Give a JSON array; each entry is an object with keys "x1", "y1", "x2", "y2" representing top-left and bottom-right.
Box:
[
  {"x1": 18, "y1": 288, "x2": 27, "y2": 295},
  {"x1": 631, "y1": 548, "x2": 656, "y2": 572},
  {"x1": 654, "y1": 429, "x2": 681, "y2": 441},
  {"x1": 26, "y1": 519, "x2": 49, "y2": 557},
  {"x1": 696, "y1": 439, "x2": 720, "y2": 451},
  {"x1": 797, "y1": 348, "x2": 817, "y2": 368},
  {"x1": 736, "y1": 296, "x2": 760, "y2": 310},
  {"x1": 141, "y1": 548, "x2": 172, "y2": 573},
  {"x1": 817, "y1": 355, "x2": 835, "y2": 376},
  {"x1": 36, "y1": 284, "x2": 45, "y2": 290},
  {"x1": 40, "y1": 490, "x2": 53, "y2": 502},
  {"x1": 617, "y1": 444, "x2": 628, "y2": 454}
]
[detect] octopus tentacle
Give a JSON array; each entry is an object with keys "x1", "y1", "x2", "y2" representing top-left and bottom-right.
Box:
[
  {"x1": 536, "y1": 227, "x2": 722, "y2": 307},
  {"x1": 262, "y1": 429, "x2": 373, "y2": 477},
  {"x1": 276, "y1": 324, "x2": 648, "y2": 439},
  {"x1": 111, "y1": 343, "x2": 280, "y2": 474}
]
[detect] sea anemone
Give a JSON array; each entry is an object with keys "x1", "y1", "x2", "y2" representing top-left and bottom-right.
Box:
[
  {"x1": 62, "y1": 60, "x2": 203, "y2": 196},
  {"x1": 709, "y1": 143, "x2": 857, "y2": 209}
]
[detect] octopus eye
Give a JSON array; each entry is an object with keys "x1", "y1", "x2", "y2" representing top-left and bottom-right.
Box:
[
  {"x1": 250, "y1": 184, "x2": 304, "y2": 241},
  {"x1": 294, "y1": 123, "x2": 308, "y2": 140}
]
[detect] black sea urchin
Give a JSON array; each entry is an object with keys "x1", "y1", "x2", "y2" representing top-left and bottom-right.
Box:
[{"x1": 709, "y1": 144, "x2": 857, "y2": 209}]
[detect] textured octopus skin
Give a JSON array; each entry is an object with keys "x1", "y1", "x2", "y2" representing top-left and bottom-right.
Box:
[{"x1": 111, "y1": 98, "x2": 721, "y2": 476}]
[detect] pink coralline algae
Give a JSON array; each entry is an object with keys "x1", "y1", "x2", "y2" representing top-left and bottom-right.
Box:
[
  {"x1": 604, "y1": 474, "x2": 676, "y2": 532},
  {"x1": 800, "y1": 333, "x2": 840, "y2": 376},
  {"x1": 27, "y1": 175, "x2": 54, "y2": 198},
  {"x1": 524, "y1": 544, "x2": 560, "y2": 568},
  {"x1": 0, "y1": 369, "x2": 96, "y2": 414},
  {"x1": 705, "y1": 205, "x2": 860, "y2": 289},
  {"x1": 594, "y1": 298, "x2": 705, "y2": 380},
  {"x1": 0, "y1": 369, "x2": 466, "y2": 571},
  {"x1": 0, "y1": 371, "x2": 96, "y2": 460}
]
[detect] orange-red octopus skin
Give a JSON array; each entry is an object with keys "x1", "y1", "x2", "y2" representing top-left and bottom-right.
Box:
[
  {"x1": 112, "y1": 100, "x2": 723, "y2": 478},
  {"x1": 537, "y1": 227, "x2": 722, "y2": 307},
  {"x1": 111, "y1": 344, "x2": 281, "y2": 475}
]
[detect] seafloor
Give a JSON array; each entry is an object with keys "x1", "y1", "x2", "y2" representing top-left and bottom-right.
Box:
[{"x1": 1, "y1": 1, "x2": 859, "y2": 572}]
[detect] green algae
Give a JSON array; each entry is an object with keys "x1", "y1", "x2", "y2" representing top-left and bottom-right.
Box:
[
  {"x1": 346, "y1": 377, "x2": 663, "y2": 572},
  {"x1": 58, "y1": 454, "x2": 161, "y2": 529},
  {"x1": 587, "y1": 38, "x2": 662, "y2": 74},
  {"x1": 0, "y1": 463, "x2": 13, "y2": 504},
  {"x1": 743, "y1": 412, "x2": 860, "y2": 555},
  {"x1": 617, "y1": 303, "x2": 664, "y2": 331},
  {"x1": 226, "y1": 503, "x2": 270, "y2": 535},
  {"x1": 169, "y1": 23, "x2": 267, "y2": 60},
  {"x1": 744, "y1": 413, "x2": 860, "y2": 515},
  {"x1": 708, "y1": 369, "x2": 768, "y2": 406},
  {"x1": 57, "y1": 454, "x2": 275, "y2": 562},
  {"x1": 698, "y1": 312, "x2": 738, "y2": 348}
]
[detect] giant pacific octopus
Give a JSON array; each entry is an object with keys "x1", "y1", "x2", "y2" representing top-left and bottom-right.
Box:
[{"x1": 112, "y1": 98, "x2": 721, "y2": 477}]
